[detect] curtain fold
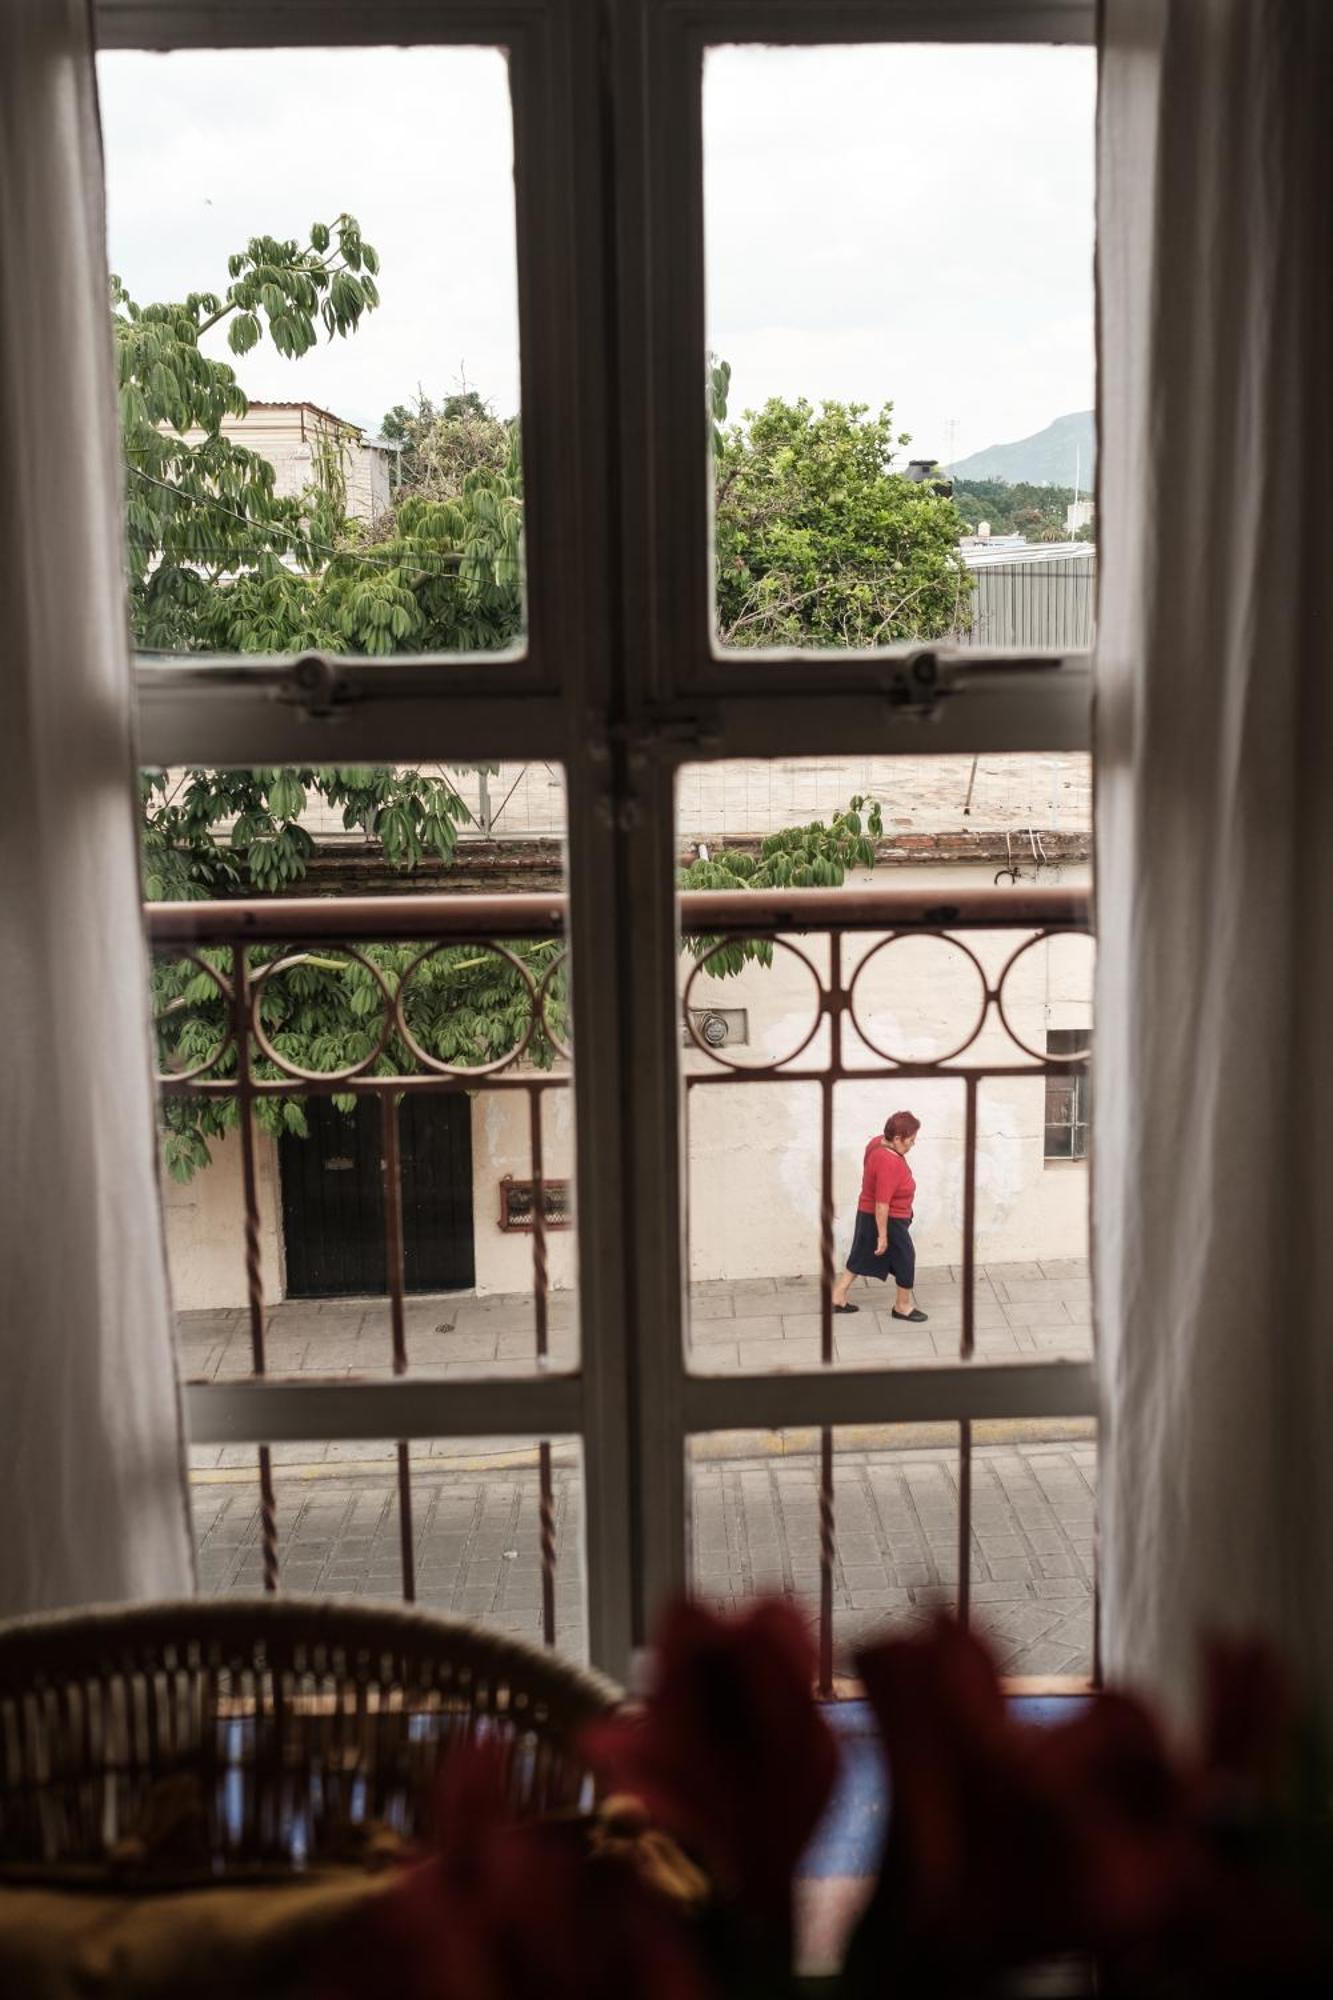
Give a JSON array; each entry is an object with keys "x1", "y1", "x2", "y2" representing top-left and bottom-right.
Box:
[
  {"x1": 0, "y1": 0, "x2": 193, "y2": 1612},
  {"x1": 1096, "y1": 0, "x2": 1333, "y2": 1715}
]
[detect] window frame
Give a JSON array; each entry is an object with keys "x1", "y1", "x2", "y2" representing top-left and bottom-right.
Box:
[{"x1": 100, "y1": 0, "x2": 1098, "y2": 1684}]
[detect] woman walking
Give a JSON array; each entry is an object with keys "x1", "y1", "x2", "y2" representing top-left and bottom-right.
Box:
[{"x1": 831, "y1": 1110, "x2": 927, "y2": 1321}]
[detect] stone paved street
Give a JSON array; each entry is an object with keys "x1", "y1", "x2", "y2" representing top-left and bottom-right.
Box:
[{"x1": 182, "y1": 1260, "x2": 1095, "y2": 1679}]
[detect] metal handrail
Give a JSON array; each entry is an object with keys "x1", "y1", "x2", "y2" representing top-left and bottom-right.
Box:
[{"x1": 144, "y1": 882, "x2": 1089, "y2": 945}]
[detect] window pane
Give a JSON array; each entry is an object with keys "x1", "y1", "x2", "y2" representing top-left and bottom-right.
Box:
[
  {"x1": 99, "y1": 48, "x2": 524, "y2": 660},
  {"x1": 678, "y1": 754, "x2": 1092, "y2": 1372},
  {"x1": 688, "y1": 1425, "x2": 960, "y2": 1653},
  {"x1": 705, "y1": 45, "x2": 1096, "y2": 652},
  {"x1": 192, "y1": 1435, "x2": 587, "y2": 1656},
  {"x1": 970, "y1": 1422, "x2": 1097, "y2": 1681},
  {"x1": 1044, "y1": 1077, "x2": 1076, "y2": 1124},
  {"x1": 150, "y1": 762, "x2": 578, "y2": 1375}
]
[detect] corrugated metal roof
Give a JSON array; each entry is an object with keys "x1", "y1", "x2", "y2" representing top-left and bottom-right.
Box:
[{"x1": 961, "y1": 540, "x2": 1095, "y2": 568}]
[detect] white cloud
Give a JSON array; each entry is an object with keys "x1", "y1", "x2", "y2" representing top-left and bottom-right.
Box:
[
  {"x1": 98, "y1": 39, "x2": 1094, "y2": 460},
  {"x1": 705, "y1": 43, "x2": 1096, "y2": 459},
  {"x1": 98, "y1": 46, "x2": 522, "y2": 432}
]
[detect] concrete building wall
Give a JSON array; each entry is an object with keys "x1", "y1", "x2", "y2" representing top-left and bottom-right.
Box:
[{"x1": 179, "y1": 405, "x2": 391, "y2": 524}]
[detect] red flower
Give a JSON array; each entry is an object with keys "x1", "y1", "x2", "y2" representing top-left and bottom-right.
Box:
[
  {"x1": 843, "y1": 1618, "x2": 1190, "y2": 1995},
  {"x1": 1199, "y1": 1634, "x2": 1294, "y2": 1801},
  {"x1": 325, "y1": 1739, "x2": 713, "y2": 2000},
  {"x1": 583, "y1": 1597, "x2": 838, "y2": 1959}
]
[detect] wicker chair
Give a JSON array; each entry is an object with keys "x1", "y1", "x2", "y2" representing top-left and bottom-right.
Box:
[{"x1": 0, "y1": 1597, "x2": 621, "y2": 1885}]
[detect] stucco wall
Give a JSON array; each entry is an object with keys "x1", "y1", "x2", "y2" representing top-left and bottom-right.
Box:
[
  {"x1": 471, "y1": 1083, "x2": 578, "y2": 1296},
  {"x1": 162, "y1": 1125, "x2": 284, "y2": 1312}
]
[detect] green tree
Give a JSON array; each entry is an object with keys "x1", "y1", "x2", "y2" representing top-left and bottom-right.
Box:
[
  {"x1": 117, "y1": 213, "x2": 380, "y2": 651},
  {"x1": 118, "y1": 217, "x2": 522, "y2": 659},
  {"x1": 713, "y1": 397, "x2": 970, "y2": 646},
  {"x1": 125, "y1": 219, "x2": 531, "y2": 1178},
  {"x1": 950, "y1": 477, "x2": 1077, "y2": 540},
  {"x1": 678, "y1": 797, "x2": 884, "y2": 977},
  {"x1": 380, "y1": 387, "x2": 515, "y2": 499}
]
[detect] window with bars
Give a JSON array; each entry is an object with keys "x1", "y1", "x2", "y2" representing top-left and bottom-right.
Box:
[
  {"x1": 101, "y1": 0, "x2": 1099, "y2": 1689},
  {"x1": 1044, "y1": 1028, "x2": 1093, "y2": 1161}
]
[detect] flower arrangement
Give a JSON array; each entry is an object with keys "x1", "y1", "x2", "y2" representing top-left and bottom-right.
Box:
[{"x1": 327, "y1": 1603, "x2": 1333, "y2": 1999}]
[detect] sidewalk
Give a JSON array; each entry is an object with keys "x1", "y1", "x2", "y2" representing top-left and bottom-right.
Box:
[{"x1": 177, "y1": 1258, "x2": 1092, "y2": 1399}]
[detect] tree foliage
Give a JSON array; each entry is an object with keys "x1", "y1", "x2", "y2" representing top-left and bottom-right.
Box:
[
  {"x1": 379, "y1": 387, "x2": 516, "y2": 500},
  {"x1": 118, "y1": 218, "x2": 522, "y2": 658},
  {"x1": 950, "y1": 477, "x2": 1083, "y2": 542},
  {"x1": 678, "y1": 797, "x2": 884, "y2": 978},
  {"x1": 713, "y1": 395, "x2": 970, "y2": 646},
  {"x1": 156, "y1": 936, "x2": 568, "y2": 1185}
]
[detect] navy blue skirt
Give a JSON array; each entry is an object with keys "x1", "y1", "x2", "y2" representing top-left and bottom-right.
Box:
[{"x1": 845, "y1": 1210, "x2": 915, "y2": 1288}]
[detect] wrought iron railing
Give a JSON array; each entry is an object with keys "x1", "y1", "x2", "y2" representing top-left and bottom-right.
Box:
[{"x1": 147, "y1": 883, "x2": 1093, "y2": 1684}]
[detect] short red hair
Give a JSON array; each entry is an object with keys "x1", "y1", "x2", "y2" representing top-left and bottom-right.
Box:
[{"x1": 884, "y1": 1110, "x2": 921, "y2": 1141}]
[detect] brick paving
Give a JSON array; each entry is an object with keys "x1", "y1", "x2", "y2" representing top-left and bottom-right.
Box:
[{"x1": 181, "y1": 1259, "x2": 1095, "y2": 1679}]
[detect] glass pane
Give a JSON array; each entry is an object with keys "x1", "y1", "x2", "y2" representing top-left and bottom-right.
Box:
[
  {"x1": 678, "y1": 754, "x2": 1092, "y2": 1371},
  {"x1": 689, "y1": 1424, "x2": 960, "y2": 1659},
  {"x1": 99, "y1": 48, "x2": 524, "y2": 659},
  {"x1": 152, "y1": 763, "x2": 578, "y2": 1375},
  {"x1": 191, "y1": 1436, "x2": 587, "y2": 1657},
  {"x1": 970, "y1": 1422, "x2": 1097, "y2": 1680},
  {"x1": 705, "y1": 45, "x2": 1096, "y2": 652},
  {"x1": 1044, "y1": 1077, "x2": 1076, "y2": 1122}
]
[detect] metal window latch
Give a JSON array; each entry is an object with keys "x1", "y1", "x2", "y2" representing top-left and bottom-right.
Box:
[
  {"x1": 280, "y1": 653, "x2": 348, "y2": 721},
  {"x1": 884, "y1": 649, "x2": 955, "y2": 715}
]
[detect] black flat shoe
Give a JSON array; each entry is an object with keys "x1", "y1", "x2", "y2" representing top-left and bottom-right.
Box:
[
  {"x1": 833, "y1": 1302, "x2": 859, "y2": 1314},
  {"x1": 891, "y1": 1308, "x2": 928, "y2": 1323}
]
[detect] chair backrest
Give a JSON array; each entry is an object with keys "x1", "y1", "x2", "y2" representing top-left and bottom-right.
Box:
[{"x1": 0, "y1": 1597, "x2": 621, "y2": 1883}]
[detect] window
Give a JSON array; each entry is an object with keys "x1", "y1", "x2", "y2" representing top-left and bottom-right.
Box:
[
  {"x1": 99, "y1": 0, "x2": 1098, "y2": 1687},
  {"x1": 1045, "y1": 1028, "x2": 1093, "y2": 1161}
]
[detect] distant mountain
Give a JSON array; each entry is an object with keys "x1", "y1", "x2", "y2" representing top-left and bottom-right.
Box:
[{"x1": 949, "y1": 411, "x2": 1095, "y2": 488}]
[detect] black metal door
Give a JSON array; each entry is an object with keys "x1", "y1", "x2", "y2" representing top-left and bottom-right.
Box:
[{"x1": 280, "y1": 1095, "x2": 474, "y2": 1297}]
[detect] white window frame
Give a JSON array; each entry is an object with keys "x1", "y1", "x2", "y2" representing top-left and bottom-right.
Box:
[{"x1": 101, "y1": 0, "x2": 1097, "y2": 1684}]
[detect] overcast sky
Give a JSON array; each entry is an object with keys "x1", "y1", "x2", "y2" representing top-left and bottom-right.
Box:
[{"x1": 98, "y1": 41, "x2": 1094, "y2": 463}]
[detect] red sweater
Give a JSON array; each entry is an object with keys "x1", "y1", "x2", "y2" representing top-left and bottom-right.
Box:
[{"x1": 856, "y1": 1137, "x2": 915, "y2": 1218}]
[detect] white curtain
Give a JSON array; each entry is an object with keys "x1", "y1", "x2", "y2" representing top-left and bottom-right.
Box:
[
  {"x1": 1096, "y1": 0, "x2": 1333, "y2": 1715},
  {"x1": 0, "y1": 0, "x2": 194, "y2": 1612}
]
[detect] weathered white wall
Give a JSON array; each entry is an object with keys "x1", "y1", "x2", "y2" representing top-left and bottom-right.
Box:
[{"x1": 162, "y1": 1125, "x2": 283, "y2": 1311}]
